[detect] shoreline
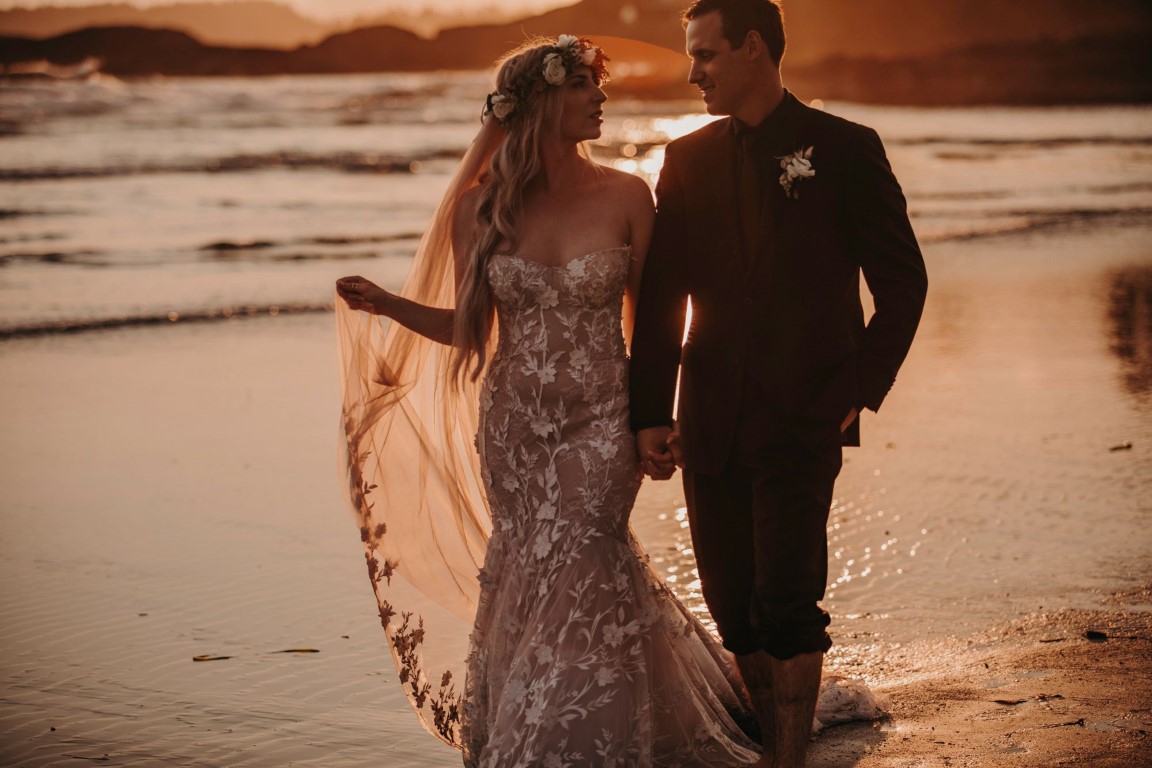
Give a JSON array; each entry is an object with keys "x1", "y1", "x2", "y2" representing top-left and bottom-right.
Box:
[{"x1": 814, "y1": 602, "x2": 1152, "y2": 768}]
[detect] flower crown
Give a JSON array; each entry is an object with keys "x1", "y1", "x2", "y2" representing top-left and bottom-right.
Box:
[{"x1": 482, "y1": 35, "x2": 610, "y2": 123}]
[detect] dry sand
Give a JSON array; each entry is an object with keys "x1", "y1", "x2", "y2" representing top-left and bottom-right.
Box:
[{"x1": 1, "y1": 219, "x2": 1150, "y2": 766}]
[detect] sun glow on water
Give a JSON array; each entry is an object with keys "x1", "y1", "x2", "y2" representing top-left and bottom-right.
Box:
[{"x1": 651, "y1": 114, "x2": 722, "y2": 141}]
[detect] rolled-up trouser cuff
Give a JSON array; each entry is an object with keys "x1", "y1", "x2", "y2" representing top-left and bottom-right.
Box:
[
  {"x1": 762, "y1": 627, "x2": 833, "y2": 659},
  {"x1": 718, "y1": 631, "x2": 763, "y2": 657},
  {"x1": 755, "y1": 602, "x2": 833, "y2": 659},
  {"x1": 718, "y1": 629, "x2": 832, "y2": 660},
  {"x1": 715, "y1": 605, "x2": 833, "y2": 658}
]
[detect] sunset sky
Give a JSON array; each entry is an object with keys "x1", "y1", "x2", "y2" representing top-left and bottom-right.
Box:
[{"x1": 0, "y1": 0, "x2": 572, "y2": 20}]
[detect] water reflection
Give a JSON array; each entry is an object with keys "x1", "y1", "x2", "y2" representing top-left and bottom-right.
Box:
[
  {"x1": 1106, "y1": 265, "x2": 1152, "y2": 401},
  {"x1": 650, "y1": 505, "x2": 713, "y2": 632},
  {"x1": 588, "y1": 113, "x2": 724, "y2": 188}
]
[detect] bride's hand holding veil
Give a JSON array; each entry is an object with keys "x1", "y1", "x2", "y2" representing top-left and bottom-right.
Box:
[
  {"x1": 336, "y1": 273, "x2": 457, "y2": 345},
  {"x1": 335, "y1": 275, "x2": 390, "y2": 314}
]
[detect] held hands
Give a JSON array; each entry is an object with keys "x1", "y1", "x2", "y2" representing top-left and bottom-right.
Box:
[
  {"x1": 639, "y1": 410, "x2": 855, "y2": 481},
  {"x1": 636, "y1": 425, "x2": 683, "y2": 481},
  {"x1": 336, "y1": 275, "x2": 390, "y2": 314}
]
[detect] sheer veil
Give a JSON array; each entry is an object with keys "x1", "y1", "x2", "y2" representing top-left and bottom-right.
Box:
[{"x1": 335, "y1": 119, "x2": 504, "y2": 747}]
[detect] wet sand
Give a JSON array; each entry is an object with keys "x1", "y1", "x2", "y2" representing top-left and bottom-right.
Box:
[{"x1": 1, "y1": 218, "x2": 1150, "y2": 766}]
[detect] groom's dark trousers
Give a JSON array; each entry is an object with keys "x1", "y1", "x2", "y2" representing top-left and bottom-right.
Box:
[{"x1": 630, "y1": 92, "x2": 927, "y2": 659}]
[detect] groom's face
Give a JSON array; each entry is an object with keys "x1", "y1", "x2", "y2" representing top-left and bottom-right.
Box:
[{"x1": 686, "y1": 10, "x2": 756, "y2": 117}]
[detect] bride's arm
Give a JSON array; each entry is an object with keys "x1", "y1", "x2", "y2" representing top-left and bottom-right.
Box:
[
  {"x1": 336, "y1": 276, "x2": 455, "y2": 344},
  {"x1": 335, "y1": 185, "x2": 483, "y2": 346},
  {"x1": 621, "y1": 175, "x2": 656, "y2": 354}
]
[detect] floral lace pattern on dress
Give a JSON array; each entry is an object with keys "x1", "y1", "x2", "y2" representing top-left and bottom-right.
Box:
[{"x1": 461, "y1": 246, "x2": 761, "y2": 767}]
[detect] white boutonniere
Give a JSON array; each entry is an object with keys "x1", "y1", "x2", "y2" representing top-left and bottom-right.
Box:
[{"x1": 778, "y1": 146, "x2": 815, "y2": 199}]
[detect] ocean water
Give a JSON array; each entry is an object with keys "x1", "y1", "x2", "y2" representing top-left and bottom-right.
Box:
[
  {"x1": 2, "y1": 71, "x2": 1152, "y2": 766},
  {"x1": 3, "y1": 71, "x2": 1151, "y2": 632},
  {"x1": 1, "y1": 71, "x2": 1149, "y2": 334}
]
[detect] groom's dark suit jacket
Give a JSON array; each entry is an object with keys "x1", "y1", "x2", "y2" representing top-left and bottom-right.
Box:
[{"x1": 630, "y1": 92, "x2": 928, "y2": 476}]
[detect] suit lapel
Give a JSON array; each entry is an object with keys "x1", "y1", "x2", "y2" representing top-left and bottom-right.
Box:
[
  {"x1": 690, "y1": 119, "x2": 745, "y2": 272},
  {"x1": 749, "y1": 94, "x2": 813, "y2": 278}
]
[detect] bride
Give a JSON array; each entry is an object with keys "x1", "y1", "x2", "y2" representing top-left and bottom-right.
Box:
[{"x1": 335, "y1": 36, "x2": 764, "y2": 766}]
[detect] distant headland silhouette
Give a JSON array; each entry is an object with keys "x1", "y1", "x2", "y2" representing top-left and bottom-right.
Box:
[{"x1": 1, "y1": 0, "x2": 1149, "y2": 104}]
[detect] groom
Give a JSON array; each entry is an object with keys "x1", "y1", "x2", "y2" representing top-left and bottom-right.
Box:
[{"x1": 630, "y1": 0, "x2": 927, "y2": 765}]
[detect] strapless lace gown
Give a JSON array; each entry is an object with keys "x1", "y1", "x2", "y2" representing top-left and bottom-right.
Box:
[{"x1": 460, "y1": 246, "x2": 761, "y2": 767}]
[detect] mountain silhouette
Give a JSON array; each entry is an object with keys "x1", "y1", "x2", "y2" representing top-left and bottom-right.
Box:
[
  {"x1": 1, "y1": 0, "x2": 1149, "y2": 104},
  {"x1": 0, "y1": 1, "x2": 331, "y2": 48}
]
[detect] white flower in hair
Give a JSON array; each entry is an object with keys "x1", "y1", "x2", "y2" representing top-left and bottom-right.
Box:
[
  {"x1": 490, "y1": 93, "x2": 515, "y2": 120},
  {"x1": 483, "y1": 90, "x2": 516, "y2": 122},
  {"x1": 542, "y1": 52, "x2": 567, "y2": 85},
  {"x1": 580, "y1": 47, "x2": 598, "y2": 66},
  {"x1": 557, "y1": 34, "x2": 579, "y2": 48}
]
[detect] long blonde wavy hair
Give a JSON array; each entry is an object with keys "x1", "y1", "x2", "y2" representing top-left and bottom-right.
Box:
[{"x1": 450, "y1": 39, "x2": 574, "y2": 384}]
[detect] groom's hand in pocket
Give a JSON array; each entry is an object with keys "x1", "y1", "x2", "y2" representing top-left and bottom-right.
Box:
[
  {"x1": 841, "y1": 408, "x2": 859, "y2": 433},
  {"x1": 637, "y1": 426, "x2": 676, "y2": 481}
]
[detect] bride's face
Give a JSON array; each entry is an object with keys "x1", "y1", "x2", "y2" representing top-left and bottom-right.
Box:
[{"x1": 557, "y1": 64, "x2": 607, "y2": 143}]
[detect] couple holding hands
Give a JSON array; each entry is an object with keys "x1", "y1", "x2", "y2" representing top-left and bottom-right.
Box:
[{"x1": 336, "y1": 1, "x2": 926, "y2": 765}]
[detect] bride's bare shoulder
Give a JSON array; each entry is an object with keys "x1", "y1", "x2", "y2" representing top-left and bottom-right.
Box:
[
  {"x1": 456, "y1": 180, "x2": 490, "y2": 226},
  {"x1": 595, "y1": 164, "x2": 654, "y2": 206},
  {"x1": 460, "y1": 179, "x2": 489, "y2": 212},
  {"x1": 595, "y1": 163, "x2": 642, "y2": 186}
]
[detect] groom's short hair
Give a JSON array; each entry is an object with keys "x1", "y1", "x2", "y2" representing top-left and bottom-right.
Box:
[{"x1": 683, "y1": 0, "x2": 786, "y2": 66}]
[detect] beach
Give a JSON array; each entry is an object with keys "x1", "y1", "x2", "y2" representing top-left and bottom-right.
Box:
[
  {"x1": 1, "y1": 73, "x2": 1150, "y2": 765},
  {"x1": 1, "y1": 216, "x2": 1149, "y2": 766}
]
